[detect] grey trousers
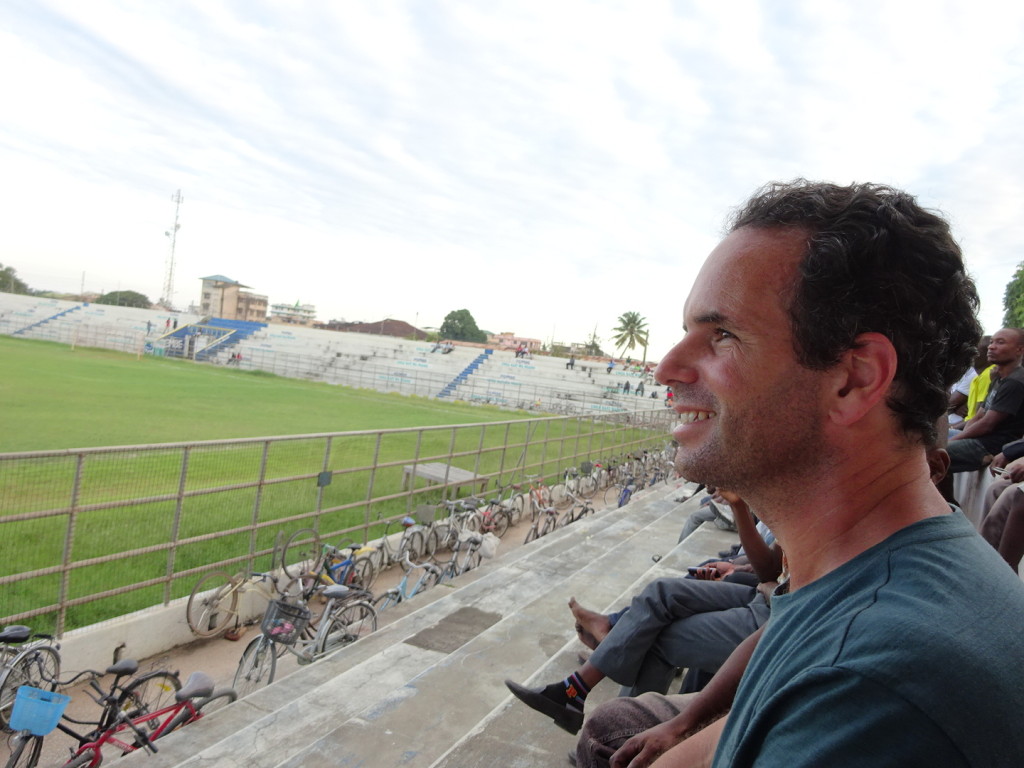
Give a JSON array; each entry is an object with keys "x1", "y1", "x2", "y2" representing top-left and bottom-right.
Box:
[
  {"x1": 576, "y1": 692, "x2": 695, "y2": 768},
  {"x1": 588, "y1": 577, "x2": 769, "y2": 697},
  {"x1": 948, "y1": 438, "x2": 993, "y2": 473},
  {"x1": 981, "y1": 477, "x2": 1017, "y2": 547}
]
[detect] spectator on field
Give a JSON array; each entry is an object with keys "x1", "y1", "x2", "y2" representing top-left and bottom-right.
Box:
[
  {"x1": 567, "y1": 355, "x2": 576, "y2": 370},
  {"x1": 948, "y1": 327, "x2": 1024, "y2": 472}
]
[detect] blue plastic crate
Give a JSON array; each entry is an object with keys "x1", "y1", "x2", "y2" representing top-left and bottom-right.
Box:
[{"x1": 9, "y1": 686, "x2": 70, "y2": 736}]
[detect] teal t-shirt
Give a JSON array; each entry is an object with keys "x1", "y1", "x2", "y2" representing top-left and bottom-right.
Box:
[{"x1": 714, "y1": 512, "x2": 1024, "y2": 767}]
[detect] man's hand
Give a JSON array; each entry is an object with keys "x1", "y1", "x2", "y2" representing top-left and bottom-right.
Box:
[
  {"x1": 1006, "y1": 457, "x2": 1024, "y2": 482},
  {"x1": 693, "y1": 561, "x2": 734, "y2": 580},
  {"x1": 991, "y1": 453, "x2": 1008, "y2": 471},
  {"x1": 611, "y1": 720, "x2": 688, "y2": 768}
]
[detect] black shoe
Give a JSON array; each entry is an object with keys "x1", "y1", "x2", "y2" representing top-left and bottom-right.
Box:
[{"x1": 504, "y1": 679, "x2": 584, "y2": 735}]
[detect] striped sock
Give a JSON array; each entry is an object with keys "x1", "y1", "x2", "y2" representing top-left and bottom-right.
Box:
[{"x1": 563, "y1": 672, "x2": 590, "y2": 706}]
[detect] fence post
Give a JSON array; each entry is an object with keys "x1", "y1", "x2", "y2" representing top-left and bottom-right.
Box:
[{"x1": 163, "y1": 446, "x2": 191, "y2": 606}]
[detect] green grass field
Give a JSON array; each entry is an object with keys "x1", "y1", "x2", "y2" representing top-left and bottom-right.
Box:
[
  {"x1": 0, "y1": 336, "x2": 531, "y2": 452},
  {"x1": 2, "y1": 337, "x2": 666, "y2": 633}
]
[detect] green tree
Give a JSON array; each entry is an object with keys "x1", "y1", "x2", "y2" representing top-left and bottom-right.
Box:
[
  {"x1": 611, "y1": 311, "x2": 650, "y2": 361},
  {"x1": 1003, "y1": 262, "x2": 1024, "y2": 328},
  {"x1": 439, "y1": 309, "x2": 487, "y2": 342},
  {"x1": 583, "y1": 326, "x2": 605, "y2": 356},
  {"x1": 0, "y1": 263, "x2": 30, "y2": 294},
  {"x1": 96, "y1": 290, "x2": 152, "y2": 308}
]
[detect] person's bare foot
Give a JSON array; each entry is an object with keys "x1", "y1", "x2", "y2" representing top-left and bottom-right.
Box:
[{"x1": 569, "y1": 597, "x2": 612, "y2": 650}]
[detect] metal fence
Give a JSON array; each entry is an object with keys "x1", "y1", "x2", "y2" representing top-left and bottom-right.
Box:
[{"x1": 0, "y1": 409, "x2": 676, "y2": 636}]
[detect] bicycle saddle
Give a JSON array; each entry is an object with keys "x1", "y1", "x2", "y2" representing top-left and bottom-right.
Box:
[
  {"x1": 0, "y1": 625, "x2": 31, "y2": 643},
  {"x1": 175, "y1": 671, "x2": 215, "y2": 702},
  {"x1": 322, "y1": 585, "x2": 352, "y2": 600},
  {"x1": 107, "y1": 658, "x2": 140, "y2": 677}
]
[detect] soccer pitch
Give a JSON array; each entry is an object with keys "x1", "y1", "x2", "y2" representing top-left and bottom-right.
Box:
[{"x1": 0, "y1": 336, "x2": 530, "y2": 452}]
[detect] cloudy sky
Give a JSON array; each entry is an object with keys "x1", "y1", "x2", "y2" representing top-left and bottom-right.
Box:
[{"x1": 2, "y1": 1, "x2": 1023, "y2": 359}]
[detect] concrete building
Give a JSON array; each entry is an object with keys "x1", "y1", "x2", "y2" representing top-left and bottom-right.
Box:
[
  {"x1": 488, "y1": 332, "x2": 542, "y2": 352},
  {"x1": 269, "y1": 300, "x2": 317, "y2": 325},
  {"x1": 198, "y1": 275, "x2": 268, "y2": 322}
]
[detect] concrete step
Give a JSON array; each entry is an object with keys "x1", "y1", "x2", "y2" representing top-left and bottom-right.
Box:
[{"x1": 132, "y1": 484, "x2": 737, "y2": 768}]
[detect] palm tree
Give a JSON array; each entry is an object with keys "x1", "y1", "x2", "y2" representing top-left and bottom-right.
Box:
[{"x1": 611, "y1": 311, "x2": 650, "y2": 362}]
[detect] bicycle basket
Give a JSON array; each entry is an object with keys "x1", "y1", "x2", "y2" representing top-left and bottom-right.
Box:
[
  {"x1": 261, "y1": 600, "x2": 311, "y2": 646},
  {"x1": 10, "y1": 686, "x2": 71, "y2": 736},
  {"x1": 580, "y1": 461, "x2": 593, "y2": 475}
]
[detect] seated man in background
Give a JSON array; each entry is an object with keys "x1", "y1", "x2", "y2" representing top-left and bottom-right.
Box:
[
  {"x1": 505, "y1": 492, "x2": 780, "y2": 735},
  {"x1": 978, "y1": 456, "x2": 1024, "y2": 573},
  {"x1": 947, "y1": 326, "x2": 1024, "y2": 472},
  {"x1": 946, "y1": 334, "x2": 990, "y2": 427}
]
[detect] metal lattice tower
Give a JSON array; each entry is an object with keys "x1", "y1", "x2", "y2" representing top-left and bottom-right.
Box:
[{"x1": 161, "y1": 190, "x2": 183, "y2": 308}]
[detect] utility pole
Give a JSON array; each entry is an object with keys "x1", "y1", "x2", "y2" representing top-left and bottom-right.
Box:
[{"x1": 161, "y1": 190, "x2": 183, "y2": 309}]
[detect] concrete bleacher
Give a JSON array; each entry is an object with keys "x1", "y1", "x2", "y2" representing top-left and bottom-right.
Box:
[
  {"x1": 130, "y1": 481, "x2": 732, "y2": 768},
  {"x1": 0, "y1": 290, "x2": 659, "y2": 414},
  {"x1": 0, "y1": 293, "x2": 199, "y2": 344}
]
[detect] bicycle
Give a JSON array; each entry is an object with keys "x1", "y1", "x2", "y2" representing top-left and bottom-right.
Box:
[
  {"x1": 365, "y1": 516, "x2": 428, "y2": 574},
  {"x1": 4, "y1": 657, "x2": 199, "y2": 768},
  {"x1": 0, "y1": 626, "x2": 61, "y2": 731},
  {"x1": 558, "y1": 490, "x2": 595, "y2": 527},
  {"x1": 372, "y1": 554, "x2": 443, "y2": 611},
  {"x1": 286, "y1": 538, "x2": 378, "y2": 629},
  {"x1": 549, "y1": 466, "x2": 597, "y2": 508},
  {"x1": 62, "y1": 670, "x2": 234, "y2": 767},
  {"x1": 455, "y1": 496, "x2": 511, "y2": 539},
  {"x1": 186, "y1": 568, "x2": 301, "y2": 639},
  {"x1": 603, "y1": 471, "x2": 638, "y2": 508},
  {"x1": 523, "y1": 502, "x2": 560, "y2": 544},
  {"x1": 427, "y1": 500, "x2": 478, "y2": 559},
  {"x1": 436, "y1": 532, "x2": 484, "y2": 583},
  {"x1": 232, "y1": 586, "x2": 377, "y2": 699},
  {"x1": 524, "y1": 475, "x2": 554, "y2": 522},
  {"x1": 492, "y1": 482, "x2": 526, "y2": 526}
]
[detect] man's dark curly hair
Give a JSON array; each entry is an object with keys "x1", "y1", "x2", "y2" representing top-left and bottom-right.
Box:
[{"x1": 729, "y1": 179, "x2": 982, "y2": 445}]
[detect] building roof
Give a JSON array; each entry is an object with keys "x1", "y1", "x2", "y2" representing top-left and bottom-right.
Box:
[
  {"x1": 199, "y1": 275, "x2": 250, "y2": 288},
  {"x1": 317, "y1": 318, "x2": 428, "y2": 340}
]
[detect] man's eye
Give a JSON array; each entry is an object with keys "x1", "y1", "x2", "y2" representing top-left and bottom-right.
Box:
[{"x1": 713, "y1": 328, "x2": 735, "y2": 341}]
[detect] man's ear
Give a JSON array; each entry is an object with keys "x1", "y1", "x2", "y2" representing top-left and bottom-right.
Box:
[{"x1": 828, "y1": 332, "x2": 898, "y2": 426}]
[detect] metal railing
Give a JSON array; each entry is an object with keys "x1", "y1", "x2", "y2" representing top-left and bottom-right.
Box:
[{"x1": 0, "y1": 410, "x2": 676, "y2": 636}]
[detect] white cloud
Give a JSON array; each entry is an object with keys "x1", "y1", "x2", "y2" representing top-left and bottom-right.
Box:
[{"x1": 2, "y1": 0, "x2": 1024, "y2": 357}]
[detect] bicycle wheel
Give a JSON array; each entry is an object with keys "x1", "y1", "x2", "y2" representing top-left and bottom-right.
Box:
[
  {"x1": 578, "y1": 475, "x2": 598, "y2": 499},
  {"x1": 372, "y1": 589, "x2": 400, "y2": 612},
  {"x1": 524, "y1": 525, "x2": 539, "y2": 544},
  {"x1": 0, "y1": 645, "x2": 61, "y2": 730},
  {"x1": 348, "y1": 555, "x2": 377, "y2": 591},
  {"x1": 506, "y1": 493, "x2": 525, "y2": 526},
  {"x1": 118, "y1": 671, "x2": 182, "y2": 732},
  {"x1": 186, "y1": 571, "x2": 239, "y2": 638},
  {"x1": 233, "y1": 637, "x2": 277, "y2": 699},
  {"x1": 603, "y1": 484, "x2": 622, "y2": 507},
  {"x1": 281, "y1": 528, "x2": 322, "y2": 580},
  {"x1": 4, "y1": 732, "x2": 42, "y2": 768},
  {"x1": 491, "y1": 509, "x2": 510, "y2": 538},
  {"x1": 398, "y1": 530, "x2": 425, "y2": 563},
  {"x1": 540, "y1": 514, "x2": 557, "y2": 537},
  {"x1": 60, "y1": 752, "x2": 94, "y2": 768},
  {"x1": 315, "y1": 601, "x2": 377, "y2": 656}
]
